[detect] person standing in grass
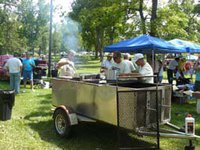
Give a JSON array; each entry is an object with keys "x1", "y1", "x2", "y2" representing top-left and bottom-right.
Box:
[
  {"x1": 157, "y1": 59, "x2": 164, "y2": 83},
  {"x1": 22, "y1": 52, "x2": 35, "y2": 92},
  {"x1": 5, "y1": 53, "x2": 23, "y2": 94},
  {"x1": 167, "y1": 57, "x2": 180, "y2": 84}
]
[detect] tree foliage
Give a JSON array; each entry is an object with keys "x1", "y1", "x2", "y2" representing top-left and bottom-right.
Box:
[
  {"x1": 17, "y1": 0, "x2": 49, "y2": 54},
  {"x1": 0, "y1": 0, "x2": 49, "y2": 55},
  {"x1": 69, "y1": 0, "x2": 137, "y2": 58},
  {"x1": 68, "y1": 0, "x2": 200, "y2": 58},
  {"x1": 0, "y1": 0, "x2": 200, "y2": 58}
]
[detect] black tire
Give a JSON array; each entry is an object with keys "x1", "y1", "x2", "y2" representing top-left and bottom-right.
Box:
[{"x1": 53, "y1": 108, "x2": 71, "y2": 138}]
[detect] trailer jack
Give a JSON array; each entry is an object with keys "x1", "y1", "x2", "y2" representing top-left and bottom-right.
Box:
[{"x1": 184, "y1": 140, "x2": 195, "y2": 150}]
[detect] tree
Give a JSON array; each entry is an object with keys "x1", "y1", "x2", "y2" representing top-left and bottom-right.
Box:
[
  {"x1": 52, "y1": 25, "x2": 61, "y2": 55},
  {"x1": 69, "y1": 0, "x2": 136, "y2": 59},
  {"x1": 149, "y1": 0, "x2": 158, "y2": 36},
  {"x1": 17, "y1": 0, "x2": 49, "y2": 54},
  {"x1": 0, "y1": 0, "x2": 21, "y2": 54},
  {"x1": 156, "y1": 0, "x2": 200, "y2": 43},
  {"x1": 35, "y1": 0, "x2": 49, "y2": 54}
]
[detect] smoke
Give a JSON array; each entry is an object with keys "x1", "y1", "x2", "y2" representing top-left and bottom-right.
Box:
[{"x1": 60, "y1": 17, "x2": 81, "y2": 52}]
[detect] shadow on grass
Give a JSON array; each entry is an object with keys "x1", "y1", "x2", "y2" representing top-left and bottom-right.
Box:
[
  {"x1": 27, "y1": 120, "x2": 157, "y2": 149},
  {"x1": 171, "y1": 102, "x2": 197, "y2": 121},
  {"x1": 36, "y1": 93, "x2": 52, "y2": 99},
  {"x1": 24, "y1": 93, "x2": 52, "y2": 120},
  {"x1": 24, "y1": 92, "x2": 157, "y2": 149},
  {"x1": 24, "y1": 110, "x2": 52, "y2": 120},
  {"x1": 0, "y1": 80, "x2": 10, "y2": 89},
  {"x1": 36, "y1": 93, "x2": 52, "y2": 104}
]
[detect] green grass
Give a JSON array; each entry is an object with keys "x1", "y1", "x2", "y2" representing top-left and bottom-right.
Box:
[
  {"x1": 0, "y1": 59, "x2": 200, "y2": 149},
  {"x1": 76, "y1": 58, "x2": 101, "y2": 74}
]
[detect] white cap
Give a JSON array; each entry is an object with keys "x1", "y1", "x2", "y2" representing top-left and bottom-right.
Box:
[
  {"x1": 107, "y1": 53, "x2": 113, "y2": 57},
  {"x1": 68, "y1": 49, "x2": 76, "y2": 56},
  {"x1": 124, "y1": 53, "x2": 130, "y2": 58},
  {"x1": 133, "y1": 53, "x2": 144, "y2": 62}
]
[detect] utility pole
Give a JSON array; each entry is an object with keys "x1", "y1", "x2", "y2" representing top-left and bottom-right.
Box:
[{"x1": 48, "y1": 0, "x2": 53, "y2": 77}]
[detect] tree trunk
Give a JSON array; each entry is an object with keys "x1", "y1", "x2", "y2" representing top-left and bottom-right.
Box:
[
  {"x1": 32, "y1": 47, "x2": 35, "y2": 56},
  {"x1": 100, "y1": 30, "x2": 104, "y2": 62},
  {"x1": 95, "y1": 27, "x2": 104, "y2": 61},
  {"x1": 139, "y1": 0, "x2": 146, "y2": 34},
  {"x1": 149, "y1": 0, "x2": 158, "y2": 36},
  {"x1": 95, "y1": 48, "x2": 98, "y2": 58},
  {"x1": 95, "y1": 28, "x2": 100, "y2": 59},
  {"x1": 109, "y1": 26, "x2": 115, "y2": 44},
  {"x1": 148, "y1": 0, "x2": 158, "y2": 72}
]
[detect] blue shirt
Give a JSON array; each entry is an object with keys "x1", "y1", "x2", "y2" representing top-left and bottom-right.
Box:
[{"x1": 22, "y1": 58, "x2": 35, "y2": 71}]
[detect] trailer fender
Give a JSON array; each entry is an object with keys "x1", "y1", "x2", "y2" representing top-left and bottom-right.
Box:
[{"x1": 53, "y1": 105, "x2": 78, "y2": 126}]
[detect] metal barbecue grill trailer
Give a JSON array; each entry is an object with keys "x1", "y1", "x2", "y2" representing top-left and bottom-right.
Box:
[{"x1": 52, "y1": 77, "x2": 200, "y2": 150}]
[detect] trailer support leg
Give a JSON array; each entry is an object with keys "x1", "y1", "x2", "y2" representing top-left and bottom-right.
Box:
[{"x1": 184, "y1": 140, "x2": 195, "y2": 150}]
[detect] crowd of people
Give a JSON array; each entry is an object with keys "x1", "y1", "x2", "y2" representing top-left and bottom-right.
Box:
[
  {"x1": 4, "y1": 52, "x2": 46, "y2": 94},
  {"x1": 100, "y1": 51, "x2": 154, "y2": 83},
  {"x1": 99, "y1": 52, "x2": 199, "y2": 89},
  {"x1": 55, "y1": 50, "x2": 155, "y2": 83},
  {"x1": 4, "y1": 50, "x2": 76, "y2": 95},
  {"x1": 55, "y1": 50, "x2": 199, "y2": 90},
  {"x1": 166, "y1": 56, "x2": 194, "y2": 85},
  {"x1": 4, "y1": 49, "x2": 200, "y2": 94}
]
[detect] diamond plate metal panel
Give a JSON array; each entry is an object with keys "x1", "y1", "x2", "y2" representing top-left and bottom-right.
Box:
[
  {"x1": 118, "y1": 86, "x2": 171, "y2": 131},
  {"x1": 118, "y1": 92, "x2": 137, "y2": 130}
]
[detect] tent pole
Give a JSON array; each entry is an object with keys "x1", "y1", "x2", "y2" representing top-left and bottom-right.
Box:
[{"x1": 152, "y1": 50, "x2": 155, "y2": 71}]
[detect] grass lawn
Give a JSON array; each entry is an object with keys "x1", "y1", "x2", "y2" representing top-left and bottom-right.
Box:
[
  {"x1": 0, "y1": 59, "x2": 200, "y2": 149},
  {"x1": 76, "y1": 59, "x2": 101, "y2": 74}
]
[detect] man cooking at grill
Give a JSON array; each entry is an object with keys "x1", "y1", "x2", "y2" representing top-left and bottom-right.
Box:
[
  {"x1": 112, "y1": 51, "x2": 133, "y2": 76},
  {"x1": 100, "y1": 53, "x2": 113, "y2": 73},
  {"x1": 133, "y1": 53, "x2": 154, "y2": 83},
  {"x1": 56, "y1": 49, "x2": 76, "y2": 77}
]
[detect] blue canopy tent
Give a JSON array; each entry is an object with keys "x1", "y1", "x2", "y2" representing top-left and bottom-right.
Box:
[
  {"x1": 168, "y1": 39, "x2": 200, "y2": 53},
  {"x1": 104, "y1": 35, "x2": 185, "y2": 53}
]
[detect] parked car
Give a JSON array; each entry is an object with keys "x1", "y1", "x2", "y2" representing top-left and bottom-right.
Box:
[{"x1": 0, "y1": 55, "x2": 13, "y2": 80}]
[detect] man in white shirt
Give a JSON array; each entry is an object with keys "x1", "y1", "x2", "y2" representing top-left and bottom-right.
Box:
[
  {"x1": 100, "y1": 53, "x2": 113, "y2": 72},
  {"x1": 5, "y1": 53, "x2": 23, "y2": 94},
  {"x1": 123, "y1": 53, "x2": 137, "y2": 72},
  {"x1": 112, "y1": 51, "x2": 130, "y2": 76},
  {"x1": 133, "y1": 53, "x2": 154, "y2": 83},
  {"x1": 57, "y1": 49, "x2": 76, "y2": 77}
]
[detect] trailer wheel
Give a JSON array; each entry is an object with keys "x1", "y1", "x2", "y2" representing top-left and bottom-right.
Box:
[{"x1": 53, "y1": 108, "x2": 71, "y2": 138}]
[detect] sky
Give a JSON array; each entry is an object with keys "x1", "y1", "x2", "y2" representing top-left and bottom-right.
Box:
[
  {"x1": 52, "y1": 0, "x2": 74, "y2": 23},
  {"x1": 53, "y1": 0, "x2": 74, "y2": 12},
  {"x1": 33, "y1": 0, "x2": 74, "y2": 23},
  {"x1": 49, "y1": 0, "x2": 200, "y2": 22}
]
